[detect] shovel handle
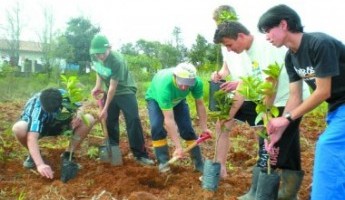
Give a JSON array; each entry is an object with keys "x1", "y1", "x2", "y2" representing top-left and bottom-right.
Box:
[
  {"x1": 166, "y1": 131, "x2": 212, "y2": 165},
  {"x1": 96, "y1": 92, "x2": 109, "y2": 138}
]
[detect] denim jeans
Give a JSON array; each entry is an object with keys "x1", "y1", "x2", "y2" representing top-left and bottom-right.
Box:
[
  {"x1": 147, "y1": 99, "x2": 198, "y2": 141},
  {"x1": 311, "y1": 104, "x2": 345, "y2": 199}
]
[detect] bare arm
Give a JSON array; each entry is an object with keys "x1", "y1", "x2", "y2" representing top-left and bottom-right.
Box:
[
  {"x1": 91, "y1": 74, "x2": 103, "y2": 97},
  {"x1": 104, "y1": 79, "x2": 117, "y2": 111},
  {"x1": 195, "y1": 99, "x2": 209, "y2": 132},
  {"x1": 283, "y1": 80, "x2": 304, "y2": 114},
  {"x1": 211, "y1": 62, "x2": 230, "y2": 81},
  {"x1": 266, "y1": 77, "x2": 331, "y2": 152},
  {"x1": 288, "y1": 77, "x2": 331, "y2": 120},
  {"x1": 163, "y1": 110, "x2": 182, "y2": 151},
  {"x1": 27, "y1": 133, "x2": 54, "y2": 179}
]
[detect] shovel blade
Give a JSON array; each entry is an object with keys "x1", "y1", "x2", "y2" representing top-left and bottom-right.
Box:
[
  {"x1": 98, "y1": 144, "x2": 123, "y2": 166},
  {"x1": 110, "y1": 145, "x2": 123, "y2": 166},
  {"x1": 99, "y1": 145, "x2": 111, "y2": 163}
]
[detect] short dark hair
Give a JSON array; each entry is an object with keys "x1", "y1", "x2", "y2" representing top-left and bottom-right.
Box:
[
  {"x1": 40, "y1": 88, "x2": 62, "y2": 112},
  {"x1": 213, "y1": 21, "x2": 250, "y2": 44},
  {"x1": 258, "y1": 4, "x2": 303, "y2": 33}
]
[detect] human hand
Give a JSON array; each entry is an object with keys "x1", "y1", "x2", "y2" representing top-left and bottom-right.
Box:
[
  {"x1": 220, "y1": 81, "x2": 239, "y2": 92},
  {"x1": 37, "y1": 163, "x2": 54, "y2": 179},
  {"x1": 265, "y1": 117, "x2": 289, "y2": 153},
  {"x1": 173, "y1": 147, "x2": 184, "y2": 159},
  {"x1": 71, "y1": 117, "x2": 81, "y2": 129},
  {"x1": 91, "y1": 88, "x2": 104, "y2": 99},
  {"x1": 98, "y1": 108, "x2": 108, "y2": 121},
  {"x1": 216, "y1": 119, "x2": 234, "y2": 136},
  {"x1": 211, "y1": 71, "x2": 222, "y2": 82}
]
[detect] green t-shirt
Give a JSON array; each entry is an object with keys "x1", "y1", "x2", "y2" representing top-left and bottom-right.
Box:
[
  {"x1": 91, "y1": 52, "x2": 137, "y2": 95},
  {"x1": 145, "y1": 68, "x2": 203, "y2": 110}
]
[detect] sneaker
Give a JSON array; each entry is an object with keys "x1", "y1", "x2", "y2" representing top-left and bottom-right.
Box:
[
  {"x1": 135, "y1": 157, "x2": 155, "y2": 166},
  {"x1": 158, "y1": 163, "x2": 171, "y2": 173},
  {"x1": 23, "y1": 155, "x2": 35, "y2": 169}
]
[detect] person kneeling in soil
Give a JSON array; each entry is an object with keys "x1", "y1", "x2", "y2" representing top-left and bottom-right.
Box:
[
  {"x1": 145, "y1": 62, "x2": 212, "y2": 173},
  {"x1": 12, "y1": 88, "x2": 95, "y2": 179}
]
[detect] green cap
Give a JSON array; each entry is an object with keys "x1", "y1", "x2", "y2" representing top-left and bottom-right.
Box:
[{"x1": 90, "y1": 34, "x2": 110, "y2": 54}]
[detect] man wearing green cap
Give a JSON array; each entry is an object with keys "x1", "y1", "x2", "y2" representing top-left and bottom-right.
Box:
[
  {"x1": 145, "y1": 63, "x2": 211, "y2": 173},
  {"x1": 89, "y1": 34, "x2": 154, "y2": 166}
]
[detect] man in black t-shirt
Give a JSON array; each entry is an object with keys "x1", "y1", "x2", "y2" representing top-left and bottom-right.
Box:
[{"x1": 258, "y1": 4, "x2": 345, "y2": 199}]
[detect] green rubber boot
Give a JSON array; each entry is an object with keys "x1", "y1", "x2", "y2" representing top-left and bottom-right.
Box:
[
  {"x1": 278, "y1": 170, "x2": 304, "y2": 200},
  {"x1": 237, "y1": 166, "x2": 261, "y2": 200},
  {"x1": 154, "y1": 145, "x2": 170, "y2": 173}
]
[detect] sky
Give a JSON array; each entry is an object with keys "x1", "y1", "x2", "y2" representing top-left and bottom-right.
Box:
[{"x1": 1, "y1": 0, "x2": 345, "y2": 49}]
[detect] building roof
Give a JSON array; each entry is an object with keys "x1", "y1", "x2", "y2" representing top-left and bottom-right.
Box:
[{"x1": 0, "y1": 39, "x2": 42, "y2": 53}]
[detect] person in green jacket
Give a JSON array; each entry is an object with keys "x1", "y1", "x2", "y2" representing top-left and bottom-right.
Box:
[
  {"x1": 145, "y1": 63, "x2": 211, "y2": 173},
  {"x1": 89, "y1": 34, "x2": 154, "y2": 166}
]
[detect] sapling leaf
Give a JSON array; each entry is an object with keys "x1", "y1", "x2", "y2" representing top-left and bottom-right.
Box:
[
  {"x1": 81, "y1": 114, "x2": 91, "y2": 128},
  {"x1": 270, "y1": 106, "x2": 280, "y2": 117},
  {"x1": 258, "y1": 130, "x2": 268, "y2": 139},
  {"x1": 56, "y1": 112, "x2": 73, "y2": 121},
  {"x1": 255, "y1": 112, "x2": 264, "y2": 125},
  {"x1": 255, "y1": 104, "x2": 266, "y2": 114}
]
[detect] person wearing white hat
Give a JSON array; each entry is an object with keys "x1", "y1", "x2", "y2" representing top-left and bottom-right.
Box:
[{"x1": 145, "y1": 63, "x2": 211, "y2": 173}]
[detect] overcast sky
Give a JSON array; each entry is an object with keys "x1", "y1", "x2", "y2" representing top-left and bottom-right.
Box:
[{"x1": 1, "y1": 0, "x2": 344, "y2": 49}]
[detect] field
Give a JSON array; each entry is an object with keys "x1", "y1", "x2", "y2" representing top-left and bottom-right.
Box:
[{"x1": 0, "y1": 99, "x2": 324, "y2": 200}]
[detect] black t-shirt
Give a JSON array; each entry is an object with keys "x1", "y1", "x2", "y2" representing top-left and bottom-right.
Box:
[{"x1": 285, "y1": 32, "x2": 345, "y2": 111}]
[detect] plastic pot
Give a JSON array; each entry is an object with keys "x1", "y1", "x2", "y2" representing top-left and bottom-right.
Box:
[
  {"x1": 208, "y1": 80, "x2": 226, "y2": 111},
  {"x1": 202, "y1": 159, "x2": 221, "y2": 191},
  {"x1": 255, "y1": 169, "x2": 280, "y2": 200}
]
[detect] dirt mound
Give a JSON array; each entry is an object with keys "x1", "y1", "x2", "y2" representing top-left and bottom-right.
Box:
[{"x1": 0, "y1": 101, "x2": 321, "y2": 199}]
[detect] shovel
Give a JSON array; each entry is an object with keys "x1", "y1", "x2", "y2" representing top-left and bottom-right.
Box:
[
  {"x1": 160, "y1": 132, "x2": 212, "y2": 169},
  {"x1": 96, "y1": 93, "x2": 123, "y2": 166}
]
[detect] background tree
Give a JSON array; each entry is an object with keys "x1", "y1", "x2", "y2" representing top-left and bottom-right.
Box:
[
  {"x1": 188, "y1": 34, "x2": 209, "y2": 66},
  {"x1": 37, "y1": 6, "x2": 55, "y2": 77},
  {"x1": 64, "y1": 17, "x2": 100, "y2": 74},
  {"x1": 2, "y1": 1, "x2": 22, "y2": 68},
  {"x1": 52, "y1": 34, "x2": 74, "y2": 63},
  {"x1": 171, "y1": 26, "x2": 187, "y2": 62}
]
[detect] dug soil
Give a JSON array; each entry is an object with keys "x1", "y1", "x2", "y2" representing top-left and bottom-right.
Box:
[{"x1": 0, "y1": 101, "x2": 324, "y2": 200}]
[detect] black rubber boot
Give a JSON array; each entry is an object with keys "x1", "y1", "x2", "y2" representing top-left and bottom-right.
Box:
[
  {"x1": 237, "y1": 166, "x2": 261, "y2": 200},
  {"x1": 278, "y1": 170, "x2": 304, "y2": 200},
  {"x1": 189, "y1": 146, "x2": 204, "y2": 173},
  {"x1": 154, "y1": 145, "x2": 170, "y2": 173}
]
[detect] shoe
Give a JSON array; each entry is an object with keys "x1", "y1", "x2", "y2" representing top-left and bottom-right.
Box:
[
  {"x1": 158, "y1": 163, "x2": 171, "y2": 173},
  {"x1": 199, "y1": 176, "x2": 203, "y2": 182},
  {"x1": 23, "y1": 155, "x2": 35, "y2": 169},
  {"x1": 135, "y1": 157, "x2": 155, "y2": 166}
]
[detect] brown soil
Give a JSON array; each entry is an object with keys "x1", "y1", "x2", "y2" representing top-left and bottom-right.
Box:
[{"x1": 0, "y1": 101, "x2": 324, "y2": 200}]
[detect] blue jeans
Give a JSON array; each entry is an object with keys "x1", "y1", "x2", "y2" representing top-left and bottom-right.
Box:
[
  {"x1": 147, "y1": 99, "x2": 198, "y2": 141},
  {"x1": 311, "y1": 104, "x2": 345, "y2": 199}
]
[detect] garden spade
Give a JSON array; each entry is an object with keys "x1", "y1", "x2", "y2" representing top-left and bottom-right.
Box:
[
  {"x1": 96, "y1": 93, "x2": 123, "y2": 166},
  {"x1": 160, "y1": 132, "x2": 211, "y2": 169}
]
